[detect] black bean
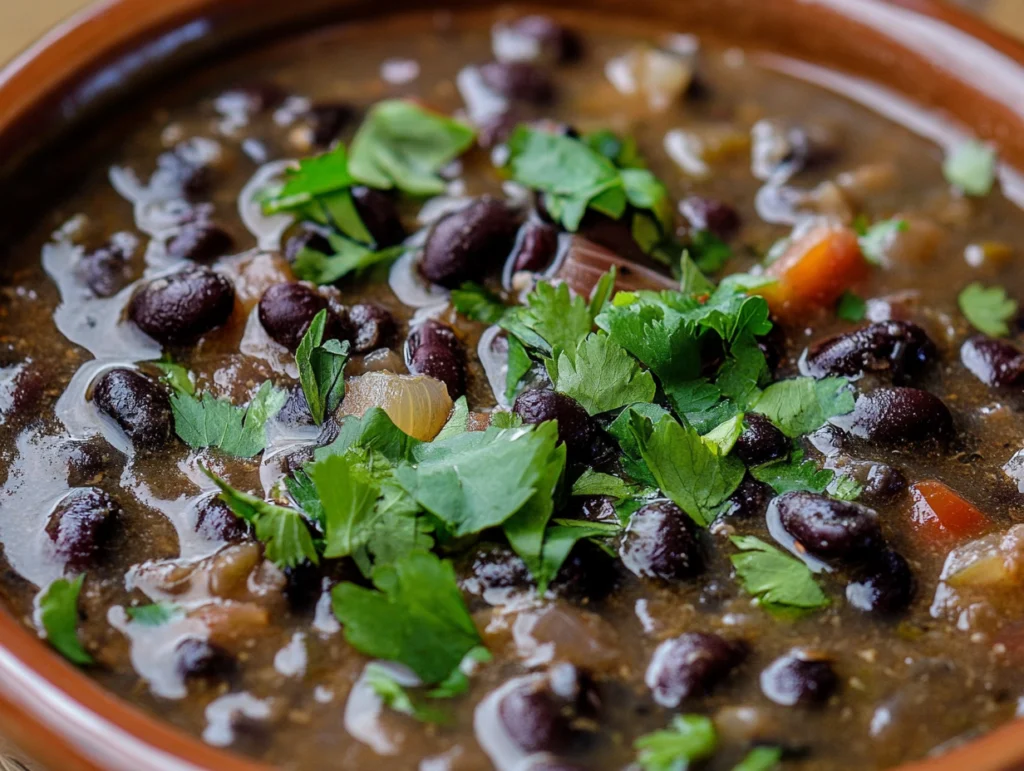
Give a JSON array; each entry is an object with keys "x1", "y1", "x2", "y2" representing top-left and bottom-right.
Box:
[
  {"x1": 512, "y1": 220, "x2": 560, "y2": 273},
  {"x1": 406, "y1": 319, "x2": 467, "y2": 398},
  {"x1": 498, "y1": 682, "x2": 574, "y2": 753},
  {"x1": 844, "y1": 460, "x2": 907, "y2": 504},
  {"x1": 284, "y1": 222, "x2": 334, "y2": 263},
  {"x1": 275, "y1": 385, "x2": 315, "y2": 428},
  {"x1": 282, "y1": 561, "x2": 323, "y2": 613},
  {"x1": 175, "y1": 637, "x2": 235, "y2": 680},
  {"x1": 513, "y1": 389, "x2": 601, "y2": 465},
  {"x1": 465, "y1": 544, "x2": 533, "y2": 594},
  {"x1": 130, "y1": 267, "x2": 235, "y2": 346},
  {"x1": 477, "y1": 110, "x2": 521, "y2": 149},
  {"x1": 803, "y1": 321, "x2": 936, "y2": 383},
  {"x1": 156, "y1": 149, "x2": 212, "y2": 199},
  {"x1": 351, "y1": 186, "x2": 406, "y2": 248},
  {"x1": 775, "y1": 491, "x2": 881, "y2": 560},
  {"x1": 195, "y1": 496, "x2": 252, "y2": 543},
  {"x1": 46, "y1": 488, "x2": 120, "y2": 570},
  {"x1": 91, "y1": 368, "x2": 174, "y2": 450},
  {"x1": 573, "y1": 495, "x2": 619, "y2": 524},
  {"x1": 222, "y1": 82, "x2": 287, "y2": 114},
  {"x1": 344, "y1": 303, "x2": 396, "y2": 353},
  {"x1": 421, "y1": 197, "x2": 521, "y2": 288},
  {"x1": 760, "y1": 651, "x2": 838, "y2": 706},
  {"x1": 619, "y1": 501, "x2": 704, "y2": 581},
  {"x1": 547, "y1": 662, "x2": 600, "y2": 716},
  {"x1": 552, "y1": 539, "x2": 618, "y2": 601},
  {"x1": 479, "y1": 61, "x2": 555, "y2": 104},
  {"x1": 167, "y1": 220, "x2": 234, "y2": 263},
  {"x1": 679, "y1": 196, "x2": 741, "y2": 241},
  {"x1": 735, "y1": 413, "x2": 790, "y2": 466},
  {"x1": 305, "y1": 102, "x2": 355, "y2": 148},
  {"x1": 258, "y1": 282, "x2": 337, "y2": 352},
  {"x1": 577, "y1": 210, "x2": 648, "y2": 264},
  {"x1": 78, "y1": 240, "x2": 135, "y2": 297},
  {"x1": 846, "y1": 549, "x2": 916, "y2": 615},
  {"x1": 960, "y1": 336, "x2": 1024, "y2": 388},
  {"x1": 646, "y1": 632, "x2": 747, "y2": 707},
  {"x1": 721, "y1": 475, "x2": 773, "y2": 520},
  {"x1": 758, "y1": 323, "x2": 788, "y2": 375},
  {"x1": 830, "y1": 387, "x2": 954, "y2": 444},
  {"x1": 503, "y1": 16, "x2": 582, "y2": 63}
]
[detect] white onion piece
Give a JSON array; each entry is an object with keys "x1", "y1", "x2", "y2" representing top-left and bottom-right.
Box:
[
  {"x1": 456, "y1": 65, "x2": 509, "y2": 126},
  {"x1": 388, "y1": 249, "x2": 450, "y2": 309},
  {"x1": 664, "y1": 129, "x2": 710, "y2": 178},
  {"x1": 605, "y1": 46, "x2": 693, "y2": 111},
  {"x1": 107, "y1": 606, "x2": 210, "y2": 699},
  {"x1": 342, "y1": 373, "x2": 453, "y2": 441},
  {"x1": 478, "y1": 325, "x2": 512, "y2": 409},
  {"x1": 239, "y1": 159, "x2": 297, "y2": 252}
]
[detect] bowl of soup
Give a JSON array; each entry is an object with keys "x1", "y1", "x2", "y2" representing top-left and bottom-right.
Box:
[{"x1": 2, "y1": 1, "x2": 1024, "y2": 770}]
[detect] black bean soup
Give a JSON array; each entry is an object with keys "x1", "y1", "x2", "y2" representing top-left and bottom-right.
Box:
[{"x1": 1, "y1": 7, "x2": 1023, "y2": 771}]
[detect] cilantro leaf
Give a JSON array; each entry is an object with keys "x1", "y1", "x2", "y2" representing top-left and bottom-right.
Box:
[
  {"x1": 829, "y1": 473, "x2": 863, "y2": 501},
  {"x1": 364, "y1": 480, "x2": 433, "y2": 567},
  {"x1": 680, "y1": 251, "x2": 715, "y2": 296},
  {"x1": 607, "y1": 402, "x2": 672, "y2": 487},
  {"x1": 126, "y1": 602, "x2": 184, "y2": 627},
  {"x1": 583, "y1": 129, "x2": 646, "y2": 169},
  {"x1": 505, "y1": 333, "x2": 533, "y2": 403},
  {"x1": 262, "y1": 147, "x2": 355, "y2": 214},
  {"x1": 348, "y1": 100, "x2": 476, "y2": 196},
  {"x1": 751, "y1": 453, "x2": 833, "y2": 495},
  {"x1": 571, "y1": 468, "x2": 637, "y2": 499},
  {"x1": 316, "y1": 407, "x2": 421, "y2": 465},
  {"x1": 553, "y1": 334, "x2": 657, "y2": 415},
  {"x1": 427, "y1": 645, "x2": 492, "y2": 699},
  {"x1": 451, "y1": 282, "x2": 507, "y2": 324},
  {"x1": 170, "y1": 381, "x2": 287, "y2": 458},
  {"x1": 703, "y1": 414, "x2": 744, "y2": 456},
  {"x1": 535, "y1": 520, "x2": 622, "y2": 591},
  {"x1": 490, "y1": 411, "x2": 523, "y2": 429},
  {"x1": 293, "y1": 233, "x2": 404, "y2": 285},
  {"x1": 364, "y1": 664, "x2": 450, "y2": 724},
  {"x1": 943, "y1": 140, "x2": 997, "y2": 196},
  {"x1": 635, "y1": 715, "x2": 718, "y2": 771},
  {"x1": 152, "y1": 360, "x2": 194, "y2": 395},
  {"x1": 836, "y1": 291, "x2": 867, "y2": 322},
  {"x1": 203, "y1": 467, "x2": 319, "y2": 568},
  {"x1": 751, "y1": 377, "x2": 854, "y2": 438},
  {"x1": 730, "y1": 535, "x2": 829, "y2": 613},
  {"x1": 716, "y1": 336, "x2": 769, "y2": 409},
  {"x1": 958, "y1": 282, "x2": 1018, "y2": 337},
  {"x1": 395, "y1": 424, "x2": 559, "y2": 537},
  {"x1": 37, "y1": 575, "x2": 92, "y2": 665},
  {"x1": 631, "y1": 413, "x2": 746, "y2": 527},
  {"x1": 689, "y1": 229, "x2": 733, "y2": 274},
  {"x1": 296, "y1": 310, "x2": 350, "y2": 425},
  {"x1": 309, "y1": 452, "x2": 381, "y2": 559},
  {"x1": 435, "y1": 396, "x2": 469, "y2": 442},
  {"x1": 732, "y1": 747, "x2": 783, "y2": 771},
  {"x1": 332, "y1": 550, "x2": 482, "y2": 684},
  {"x1": 857, "y1": 219, "x2": 907, "y2": 266},
  {"x1": 506, "y1": 279, "x2": 595, "y2": 358},
  {"x1": 596, "y1": 294, "x2": 701, "y2": 385}
]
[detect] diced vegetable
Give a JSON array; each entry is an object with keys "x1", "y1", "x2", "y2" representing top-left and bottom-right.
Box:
[
  {"x1": 341, "y1": 372, "x2": 454, "y2": 441},
  {"x1": 760, "y1": 224, "x2": 869, "y2": 317},
  {"x1": 909, "y1": 480, "x2": 989, "y2": 544},
  {"x1": 941, "y1": 525, "x2": 1024, "y2": 591}
]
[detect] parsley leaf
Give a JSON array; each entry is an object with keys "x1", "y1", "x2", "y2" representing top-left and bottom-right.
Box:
[
  {"x1": 596, "y1": 293, "x2": 701, "y2": 385},
  {"x1": 293, "y1": 233, "x2": 404, "y2": 285},
  {"x1": 836, "y1": 291, "x2": 867, "y2": 322},
  {"x1": 958, "y1": 282, "x2": 1018, "y2": 337},
  {"x1": 126, "y1": 602, "x2": 183, "y2": 627},
  {"x1": 364, "y1": 480, "x2": 433, "y2": 567},
  {"x1": 607, "y1": 402, "x2": 671, "y2": 487},
  {"x1": 309, "y1": 452, "x2": 380, "y2": 559},
  {"x1": 635, "y1": 715, "x2": 718, "y2": 771},
  {"x1": 435, "y1": 396, "x2": 469, "y2": 442},
  {"x1": 553, "y1": 334, "x2": 657, "y2": 415},
  {"x1": 152, "y1": 360, "x2": 194, "y2": 395},
  {"x1": 296, "y1": 310, "x2": 350, "y2": 425},
  {"x1": 630, "y1": 413, "x2": 746, "y2": 527},
  {"x1": 732, "y1": 747, "x2": 783, "y2": 771},
  {"x1": 203, "y1": 467, "x2": 319, "y2": 568},
  {"x1": 857, "y1": 218, "x2": 907, "y2": 266},
  {"x1": 751, "y1": 377, "x2": 854, "y2": 438},
  {"x1": 170, "y1": 381, "x2": 287, "y2": 458},
  {"x1": 535, "y1": 520, "x2": 623, "y2": 591},
  {"x1": 505, "y1": 333, "x2": 533, "y2": 403},
  {"x1": 262, "y1": 147, "x2": 355, "y2": 214},
  {"x1": 571, "y1": 468, "x2": 637, "y2": 499},
  {"x1": 943, "y1": 140, "x2": 997, "y2": 196},
  {"x1": 750, "y1": 452, "x2": 833, "y2": 495},
  {"x1": 451, "y1": 282, "x2": 508, "y2": 324},
  {"x1": 348, "y1": 100, "x2": 476, "y2": 196},
  {"x1": 730, "y1": 535, "x2": 829, "y2": 613},
  {"x1": 689, "y1": 230, "x2": 733, "y2": 274},
  {"x1": 316, "y1": 407, "x2": 421, "y2": 465},
  {"x1": 364, "y1": 664, "x2": 450, "y2": 724},
  {"x1": 505, "y1": 279, "x2": 595, "y2": 357},
  {"x1": 37, "y1": 575, "x2": 92, "y2": 665},
  {"x1": 332, "y1": 550, "x2": 482, "y2": 684}
]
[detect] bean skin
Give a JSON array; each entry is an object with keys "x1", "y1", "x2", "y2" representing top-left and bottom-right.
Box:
[
  {"x1": 344, "y1": 303, "x2": 396, "y2": 353},
  {"x1": 167, "y1": 220, "x2": 234, "y2": 263},
  {"x1": 304, "y1": 102, "x2": 354, "y2": 148},
  {"x1": 258, "y1": 282, "x2": 338, "y2": 352},
  {"x1": 760, "y1": 651, "x2": 838, "y2": 706},
  {"x1": 846, "y1": 549, "x2": 916, "y2": 615},
  {"x1": 479, "y1": 61, "x2": 556, "y2": 104},
  {"x1": 421, "y1": 197, "x2": 521, "y2": 288},
  {"x1": 130, "y1": 267, "x2": 235, "y2": 346},
  {"x1": 500, "y1": 16, "x2": 582, "y2": 63},
  {"x1": 619, "y1": 501, "x2": 705, "y2": 581},
  {"x1": 175, "y1": 638, "x2": 236, "y2": 680},
  {"x1": 406, "y1": 319, "x2": 467, "y2": 398},
  {"x1": 960, "y1": 335, "x2": 1024, "y2": 388},
  {"x1": 512, "y1": 220, "x2": 560, "y2": 273},
  {"x1": 721, "y1": 475, "x2": 773, "y2": 520},
  {"x1": 79, "y1": 240, "x2": 134, "y2": 297},
  {"x1": 830, "y1": 387, "x2": 954, "y2": 443},
  {"x1": 513, "y1": 389, "x2": 602, "y2": 466},
  {"x1": 498, "y1": 682, "x2": 574, "y2": 753},
  {"x1": 92, "y1": 368, "x2": 174, "y2": 451},
  {"x1": 351, "y1": 186, "x2": 406, "y2": 248},
  {"x1": 646, "y1": 632, "x2": 747, "y2": 707},
  {"x1": 803, "y1": 321, "x2": 936, "y2": 383},
  {"x1": 775, "y1": 491, "x2": 882, "y2": 560},
  {"x1": 46, "y1": 488, "x2": 120, "y2": 570},
  {"x1": 195, "y1": 496, "x2": 252, "y2": 543},
  {"x1": 734, "y1": 413, "x2": 790, "y2": 466}
]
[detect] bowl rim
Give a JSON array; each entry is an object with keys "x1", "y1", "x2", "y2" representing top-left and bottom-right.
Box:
[{"x1": 2, "y1": 1, "x2": 1024, "y2": 770}]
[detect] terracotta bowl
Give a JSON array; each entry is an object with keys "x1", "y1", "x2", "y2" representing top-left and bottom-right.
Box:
[{"x1": 1, "y1": 1, "x2": 1023, "y2": 769}]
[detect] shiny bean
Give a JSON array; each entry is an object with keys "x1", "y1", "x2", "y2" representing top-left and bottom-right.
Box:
[
  {"x1": 776, "y1": 490, "x2": 881, "y2": 559},
  {"x1": 46, "y1": 488, "x2": 120, "y2": 570},
  {"x1": 421, "y1": 197, "x2": 520, "y2": 287},
  {"x1": 92, "y1": 368, "x2": 174, "y2": 451},
  {"x1": 830, "y1": 387, "x2": 954, "y2": 443},
  {"x1": 646, "y1": 632, "x2": 747, "y2": 707},
  {"x1": 130, "y1": 267, "x2": 235, "y2": 346},
  {"x1": 258, "y1": 282, "x2": 337, "y2": 352},
  {"x1": 619, "y1": 501, "x2": 704, "y2": 581},
  {"x1": 960, "y1": 335, "x2": 1024, "y2": 388},
  {"x1": 803, "y1": 321, "x2": 936, "y2": 383},
  {"x1": 760, "y1": 651, "x2": 838, "y2": 706},
  {"x1": 406, "y1": 319, "x2": 467, "y2": 398}
]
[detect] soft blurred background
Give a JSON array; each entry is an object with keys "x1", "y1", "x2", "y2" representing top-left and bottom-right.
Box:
[{"x1": 0, "y1": 0, "x2": 1023, "y2": 62}]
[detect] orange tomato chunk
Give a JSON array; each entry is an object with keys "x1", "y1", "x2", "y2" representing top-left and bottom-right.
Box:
[
  {"x1": 760, "y1": 224, "x2": 869, "y2": 318},
  {"x1": 910, "y1": 480, "x2": 989, "y2": 543}
]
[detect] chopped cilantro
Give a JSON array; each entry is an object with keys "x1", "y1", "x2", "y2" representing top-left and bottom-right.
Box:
[
  {"x1": 364, "y1": 664, "x2": 451, "y2": 724},
  {"x1": 316, "y1": 407, "x2": 421, "y2": 465},
  {"x1": 829, "y1": 473, "x2": 864, "y2": 501},
  {"x1": 450, "y1": 282, "x2": 507, "y2": 324},
  {"x1": 750, "y1": 452, "x2": 833, "y2": 495},
  {"x1": 552, "y1": 333, "x2": 657, "y2": 415},
  {"x1": 634, "y1": 715, "x2": 718, "y2": 771},
  {"x1": 730, "y1": 535, "x2": 829, "y2": 613},
  {"x1": 943, "y1": 140, "x2": 997, "y2": 196},
  {"x1": 363, "y1": 479, "x2": 433, "y2": 568},
  {"x1": 293, "y1": 233, "x2": 404, "y2": 285},
  {"x1": 203, "y1": 467, "x2": 319, "y2": 568},
  {"x1": 689, "y1": 229, "x2": 733, "y2": 274},
  {"x1": 958, "y1": 282, "x2": 1017, "y2": 337},
  {"x1": 703, "y1": 414, "x2": 744, "y2": 456},
  {"x1": 751, "y1": 377, "x2": 854, "y2": 438},
  {"x1": 152, "y1": 360, "x2": 194, "y2": 395},
  {"x1": 503, "y1": 279, "x2": 595, "y2": 357},
  {"x1": 716, "y1": 336, "x2": 770, "y2": 410},
  {"x1": 38, "y1": 575, "x2": 92, "y2": 665},
  {"x1": 607, "y1": 402, "x2": 671, "y2": 487},
  {"x1": 348, "y1": 100, "x2": 476, "y2": 196},
  {"x1": 310, "y1": 452, "x2": 380, "y2": 559},
  {"x1": 836, "y1": 291, "x2": 867, "y2": 322},
  {"x1": 171, "y1": 380, "x2": 287, "y2": 459},
  {"x1": 262, "y1": 147, "x2": 355, "y2": 214},
  {"x1": 536, "y1": 520, "x2": 623, "y2": 591},
  {"x1": 490, "y1": 410, "x2": 523, "y2": 429},
  {"x1": 630, "y1": 413, "x2": 745, "y2": 527},
  {"x1": 583, "y1": 129, "x2": 646, "y2": 169},
  {"x1": 296, "y1": 309, "x2": 350, "y2": 426},
  {"x1": 505, "y1": 333, "x2": 533, "y2": 403},
  {"x1": 427, "y1": 645, "x2": 492, "y2": 698},
  {"x1": 435, "y1": 396, "x2": 470, "y2": 442},
  {"x1": 571, "y1": 469, "x2": 636, "y2": 499},
  {"x1": 857, "y1": 218, "x2": 907, "y2": 266},
  {"x1": 331, "y1": 550, "x2": 482, "y2": 684},
  {"x1": 732, "y1": 747, "x2": 783, "y2": 771},
  {"x1": 126, "y1": 602, "x2": 183, "y2": 626},
  {"x1": 680, "y1": 250, "x2": 715, "y2": 295}
]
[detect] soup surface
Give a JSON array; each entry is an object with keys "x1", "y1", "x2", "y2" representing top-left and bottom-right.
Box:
[{"x1": 2, "y1": 7, "x2": 1024, "y2": 771}]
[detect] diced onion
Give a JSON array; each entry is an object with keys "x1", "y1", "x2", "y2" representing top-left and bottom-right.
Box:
[{"x1": 342, "y1": 372, "x2": 453, "y2": 441}]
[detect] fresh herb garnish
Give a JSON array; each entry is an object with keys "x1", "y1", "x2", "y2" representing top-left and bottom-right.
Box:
[
  {"x1": 958, "y1": 282, "x2": 1017, "y2": 337},
  {"x1": 857, "y1": 218, "x2": 907, "y2": 266},
  {"x1": 450, "y1": 282, "x2": 508, "y2": 324},
  {"x1": 152, "y1": 360, "x2": 194, "y2": 395},
  {"x1": 505, "y1": 333, "x2": 533, "y2": 403},
  {"x1": 262, "y1": 147, "x2": 355, "y2": 215},
  {"x1": 316, "y1": 407, "x2": 421, "y2": 465},
  {"x1": 943, "y1": 140, "x2": 997, "y2": 196},
  {"x1": 730, "y1": 535, "x2": 829, "y2": 613},
  {"x1": 689, "y1": 229, "x2": 733, "y2": 274},
  {"x1": 203, "y1": 467, "x2": 319, "y2": 568},
  {"x1": 38, "y1": 575, "x2": 92, "y2": 665},
  {"x1": 348, "y1": 100, "x2": 476, "y2": 196},
  {"x1": 570, "y1": 468, "x2": 638, "y2": 499},
  {"x1": 732, "y1": 747, "x2": 783, "y2": 771},
  {"x1": 535, "y1": 520, "x2": 622, "y2": 592},
  {"x1": 836, "y1": 291, "x2": 867, "y2": 322},
  {"x1": 126, "y1": 602, "x2": 184, "y2": 627},
  {"x1": 293, "y1": 233, "x2": 404, "y2": 286},
  {"x1": 171, "y1": 380, "x2": 287, "y2": 458},
  {"x1": 751, "y1": 377, "x2": 854, "y2": 438},
  {"x1": 364, "y1": 664, "x2": 450, "y2": 724},
  {"x1": 552, "y1": 333, "x2": 657, "y2": 415},
  {"x1": 310, "y1": 452, "x2": 380, "y2": 560},
  {"x1": 634, "y1": 714, "x2": 718, "y2": 771},
  {"x1": 331, "y1": 550, "x2": 482, "y2": 684},
  {"x1": 750, "y1": 451, "x2": 833, "y2": 495},
  {"x1": 435, "y1": 396, "x2": 470, "y2": 442},
  {"x1": 296, "y1": 309, "x2": 350, "y2": 425}
]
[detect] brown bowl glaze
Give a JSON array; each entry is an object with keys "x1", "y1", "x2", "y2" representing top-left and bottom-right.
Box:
[{"x1": 1, "y1": 1, "x2": 1024, "y2": 769}]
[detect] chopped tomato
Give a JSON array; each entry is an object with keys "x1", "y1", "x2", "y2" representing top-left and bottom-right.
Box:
[
  {"x1": 759, "y1": 223, "x2": 869, "y2": 318},
  {"x1": 909, "y1": 480, "x2": 990, "y2": 544}
]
